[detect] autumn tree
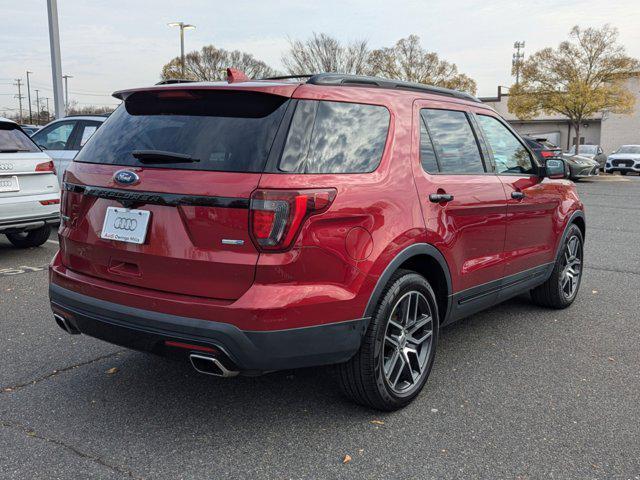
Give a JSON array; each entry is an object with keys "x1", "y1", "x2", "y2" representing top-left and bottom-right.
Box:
[
  {"x1": 367, "y1": 35, "x2": 477, "y2": 95},
  {"x1": 509, "y1": 25, "x2": 639, "y2": 154},
  {"x1": 161, "y1": 45, "x2": 277, "y2": 81},
  {"x1": 282, "y1": 33, "x2": 370, "y2": 75}
]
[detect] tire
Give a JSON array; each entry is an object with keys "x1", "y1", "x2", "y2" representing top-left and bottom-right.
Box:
[
  {"x1": 337, "y1": 269, "x2": 439, "y2": 411},
  {"x1": 6, "y1": 225, "x2": 51, "y2": 248},
  {"x1": 531, "y1": 224, "x2": 583, "y2": 309}
]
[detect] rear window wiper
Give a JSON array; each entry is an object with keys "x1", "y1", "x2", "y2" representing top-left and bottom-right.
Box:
[{"x1": 132, "y1": 150, "x2": 199, "y2": 164}]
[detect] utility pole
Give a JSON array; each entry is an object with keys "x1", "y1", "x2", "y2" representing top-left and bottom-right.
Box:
[
  {"x1": 512, "y1": 41, "x2": 525, "y2": 85},
  {"x1": 62, "y1": 74, "x2": 73, "y2": 114},
  {"x1": 26, "y1": 71, "x2": 33, "y2": 124},
  {"x1": 47, "y1": 0, "x2": 65, "y2": 119},
  {"x1": 168, "y1": 22, "x2": 196, "y2": 77},
  {"x1": 35, "y1": 89, "x2": 41, "y2": 125},
  {"x1": 14, "y1": 79, "x2": 24, "y2": 124}
]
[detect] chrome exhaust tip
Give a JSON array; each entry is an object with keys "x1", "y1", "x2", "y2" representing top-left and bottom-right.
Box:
[
  {"x1": 53, "y1": 314, "x2": 80, "y2": 335},
  {"x1": 189, "y1": 353, "x2": 239, "y2": 378}
]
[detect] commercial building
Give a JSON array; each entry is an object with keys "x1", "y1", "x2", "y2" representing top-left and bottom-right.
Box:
[{"x1": 480, "y1": 75, "x2": 640, "y2": 154}]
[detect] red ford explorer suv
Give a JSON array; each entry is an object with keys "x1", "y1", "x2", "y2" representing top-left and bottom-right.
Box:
[{"x1": 49, "y1": 73, "x2": 584, "y2": 410}]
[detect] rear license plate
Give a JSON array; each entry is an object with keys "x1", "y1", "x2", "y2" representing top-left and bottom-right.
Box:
[
  {"x1": 100, "y1": 207, "x2": 151, "y2": 244},
  {"x1": 0, "y1": 176, "x2": 19, "y2": 193}
]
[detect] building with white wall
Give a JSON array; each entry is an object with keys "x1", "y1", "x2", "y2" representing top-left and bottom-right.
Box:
[{"x1": 480, "y1": 76, "x2": 640, "y2": 154}]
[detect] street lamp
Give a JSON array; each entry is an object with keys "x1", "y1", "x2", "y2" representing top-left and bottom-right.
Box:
[{"x1": 167, "y1": 21, "x2": 196, "y2": 77}]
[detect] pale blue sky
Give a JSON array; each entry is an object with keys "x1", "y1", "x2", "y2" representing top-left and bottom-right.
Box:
[{"x1": 1, "y1": 0, "x2": 639, "y2": 115}]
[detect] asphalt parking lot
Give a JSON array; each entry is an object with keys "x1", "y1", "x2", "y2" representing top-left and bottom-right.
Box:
[{"x1": 1, "y1": 176, "x2": 639, "y2": 480}]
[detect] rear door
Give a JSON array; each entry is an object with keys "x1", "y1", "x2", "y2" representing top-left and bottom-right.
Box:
[
  {"x1": 60, "y1": 89, "x2": 291, "y2": 300},
  {"x1": 474, "y1": 113, "x2": 560, "y2": 278},
  {"x1": 412, "y1": 101, "x2": 508, "y2": 313}
]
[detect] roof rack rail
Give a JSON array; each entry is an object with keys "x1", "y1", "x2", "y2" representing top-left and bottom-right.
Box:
[
  {"x1": 155, "y1": 79, "x2": 199, "y2": 85},
  {"x1": 306, "y1": 73, "x2": 480, "y2": 103},
  {"x1": 260, "y1": 74, "x2": 316, "y2": 81}
]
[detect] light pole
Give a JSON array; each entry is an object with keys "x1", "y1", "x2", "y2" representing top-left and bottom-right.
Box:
[
  {"x1": 167, "y1": 22, "x2": 196, "y2": 77},
  {"x1": 26, "y1": 71, "x2": 33, "y2": 124},
  {"x1": 35, "y1": 89, "x2": 41, "y2": 125},
  {"x1": 47, "y1": 0, "x2": 65, "y2": 119},
  {"x1": 62, "y1": 74, "x2": 73, "y2": 113},
  {"x1": 512, "y1": 41, "x2": 525, "y2": 85}
]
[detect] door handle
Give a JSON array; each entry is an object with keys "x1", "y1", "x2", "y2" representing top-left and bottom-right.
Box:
[
  {"x1": 429, "y1": 193, "x2": 454, "y2": 203},
  {"x1": 511, "y1": 191, "x2": 525, "y2": 200}
]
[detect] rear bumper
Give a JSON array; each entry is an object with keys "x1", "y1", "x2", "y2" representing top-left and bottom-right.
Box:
[
  {"x1": 0, "y1": 212, "x2": 60, "y2": 233},
  {"x1": 49, "y1": 283, "x2": 366, "y2": 372}
]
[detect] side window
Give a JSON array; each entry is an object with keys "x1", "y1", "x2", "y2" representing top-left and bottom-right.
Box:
[
  {"x1": 419, "y1": 117, "x2": 438, "y2": 173},
  {"x1": 477, "y1": 115, "x2": 533, "y2": 174},
  {"x1": 78, "y1": 122, "x2": 100, "y2": 147},
  {"x1": 420, "y1": 109, "x2": 485, "y2": 174},
  {"x1": 32, "y1": 122, "x2": 76, "y2": 150},
  {"x1": 279, "y1": 100, "x2": 390, "y2": 173}
]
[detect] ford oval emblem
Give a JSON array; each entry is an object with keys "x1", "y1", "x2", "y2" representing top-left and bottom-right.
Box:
[{"x1": 114, "y1": 170, "x2": 139, "y2": 185}]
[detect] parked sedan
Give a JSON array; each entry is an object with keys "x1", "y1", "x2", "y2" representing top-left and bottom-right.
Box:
[
  {"x1": 562, "y1": 153, "x2": 600, "y2": 180},
  {"x1": 523, "y1": 137, "x2": 562, "y2": 162},
  {"x1": 567, "y1": 144, "x2": 607, "y2": 169},
  {"x1": 605, "y1": 145, "x2": 640, "y2": 175},
  {"x1": 31, "y1": 115, "x2": 106, "y2": 186}
]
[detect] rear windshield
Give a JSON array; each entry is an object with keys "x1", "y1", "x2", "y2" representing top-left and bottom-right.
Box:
[
  {"x1": 75, "y1": 90, "x2": 289, "y2": 172},
  {"x1": 0, "y1": 123, "x2": 40, "y2": 153}
]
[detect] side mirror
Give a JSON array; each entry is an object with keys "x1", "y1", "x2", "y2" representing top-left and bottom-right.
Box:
[{"x1": 544, "y1": 158, "x2": 568, "y2": 179}]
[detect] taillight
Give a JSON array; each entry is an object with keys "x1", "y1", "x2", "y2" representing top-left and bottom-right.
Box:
[
  {"x1": 39, "y1": 199, "x2": 60, "y2": 205},
  {"x1": 541, "y1": 150, "x2": 555, "y2": 158},
  {"x1": 35, "y1": 160, "x2": 56, "y2": 175},
  {"x1": 249, "y1": 189, "x2": 336, "y2": 252}
]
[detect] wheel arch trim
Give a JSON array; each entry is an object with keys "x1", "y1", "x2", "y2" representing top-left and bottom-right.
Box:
[{"x1": 363, "y1": 243, "x2": 453, "y2": 321}]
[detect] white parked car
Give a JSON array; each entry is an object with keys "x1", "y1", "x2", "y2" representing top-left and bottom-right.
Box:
[
  {"x1": 605, "y1": 145, "x2": 640, "y2": 175},
  {"x1": 31, "y1": 115, "x2": 106, "y2": 186},
  {"x1": 0, "y1": 117, "x2": 60, "y2": 248}
]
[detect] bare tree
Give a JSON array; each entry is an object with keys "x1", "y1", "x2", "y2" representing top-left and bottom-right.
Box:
[
  {"x1": 368, "y1": 35, "x2": 477, "y2": 94},
  {"x1": 66, "y1": 100, "x2": 116, "y2": 116},
  {"x1": 282, "y1": 33, "x2": 370, "y2": 75},
  {"x1": 161, "y1": 45, "x2": 277, "y2": 81}
]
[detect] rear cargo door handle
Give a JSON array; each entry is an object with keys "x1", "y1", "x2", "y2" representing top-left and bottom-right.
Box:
[
  {"x1": 511, "y1": 191, "x2": 525, "y2": 200},
  {"x1": 429, "y1": 193, "x2": 454, "y2": 203}
]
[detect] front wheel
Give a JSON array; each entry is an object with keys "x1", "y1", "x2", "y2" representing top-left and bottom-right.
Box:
[
  {"x1": 337, "y1": 270, "x2": 439, "y2": 411},
  {"x1": 6, "y1": 225, "x2": 51, "y2": 248},
  {"x1": 531, "y1": 224, "x2": 584, "y2": 309}
]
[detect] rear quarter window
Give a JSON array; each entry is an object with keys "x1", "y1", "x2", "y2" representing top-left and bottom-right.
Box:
[{"x1": 279, "y1": 100, "x2": 390, "y2": 174}]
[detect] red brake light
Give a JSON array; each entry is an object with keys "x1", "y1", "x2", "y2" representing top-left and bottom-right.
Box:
[
  {"x1": 250, "y1": 189, "x2": 336, "y2": 252},
  {"x1": 35, "y1": 160, "x2": 56, "y2": 174},
  {"x1": 541, "y1": 150, "x2": 555, "y2": 158},
  {"x1": 39, "y1": 199, "x2": 60, "y2": 205}
]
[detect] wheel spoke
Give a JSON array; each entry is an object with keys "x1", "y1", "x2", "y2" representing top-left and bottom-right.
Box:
[
  {"x1": 385, "y1": 335, "x2": 399, "y2": 348},
  {"x1": 408, "y1": 329, "x2": 432, "y2": 346}
]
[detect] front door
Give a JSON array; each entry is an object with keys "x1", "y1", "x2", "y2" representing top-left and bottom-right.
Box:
[
  {"x1": 412, "y1": 102, "x2": 509, "y2": 318},
  {"x1": 474, "y1": 113, "x2": 561, "y2": 281}
]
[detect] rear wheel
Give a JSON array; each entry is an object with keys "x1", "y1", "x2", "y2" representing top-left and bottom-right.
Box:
[
  {"x1": 6, "y1": 225, "x2": 51, "y2": 248},
  {"x1": 531, "y1": 224, "x2": 583, "y2": 309},
  {"x1": 337, "y1": 270, "x2": 438, "y2": 411}
]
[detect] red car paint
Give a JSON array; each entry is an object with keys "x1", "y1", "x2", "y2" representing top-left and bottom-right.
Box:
[{"x1": 49, "y1": 78, "x2": 583, "y2": 366}]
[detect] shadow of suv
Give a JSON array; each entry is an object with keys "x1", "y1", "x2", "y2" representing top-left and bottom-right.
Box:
[{"x1": 49, "y1": 73, "x2": 585, "y2": 410}]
